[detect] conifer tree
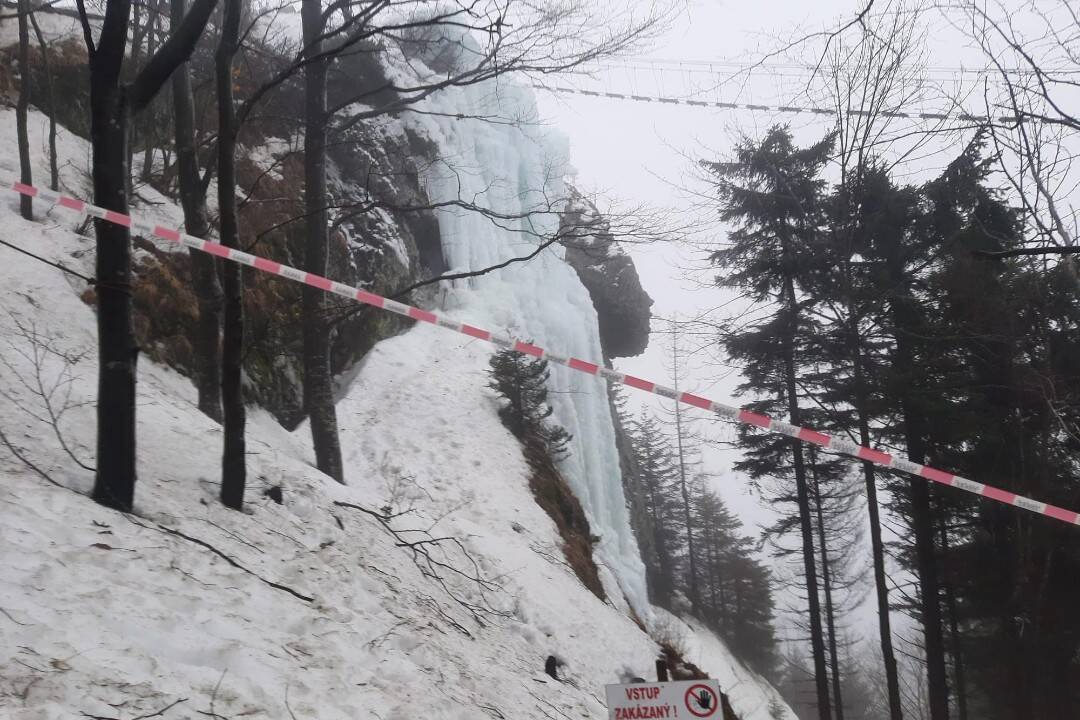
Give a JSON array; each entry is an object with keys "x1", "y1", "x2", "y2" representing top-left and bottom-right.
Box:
[
  {"x1": 853, "y1": 159, "x2": 955, "y2": 720},
  {"x1": 611, "y1": 385, "x2": 659, "y2": 584},
  {"x1": 704, "y1": 125, "x2": 835, "y2": 720},
  {"x1": 915, "y1": 138, "x2": 1080, "y2": 719},
  {"x1": 692, "y1": 487, "x2": 779, "y2": 676},
  {"x1": 488, "y1": 348, "x2": 571, "y2": 458},
  {"x1": 811, "y1": 159, "x2": 906, "y2": 720},
  {"x1": 702, "y1": 121, "x2": 1080, "y2": 720},
  {"x1": 628, "y1": 409, "x2": 683, "y2": 607}
]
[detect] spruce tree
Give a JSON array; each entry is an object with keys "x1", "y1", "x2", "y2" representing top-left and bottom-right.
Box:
[
  {"x1": 918, "y1": 138, "x2": 1080, "y2": 719},
  {"x1": 488, "y1": 348, "x2": 571, "y2": 458},
  {"x1": 704, "y1": 125, "x2": 835, "y2": 720},
  {"x1": 851, "y1": 155, "x2": 965, "y2": 720},
  {"x1": 814, "y1": 159, "x2": 906, "y2": 720},
  {"x1": 628, "y1": 409, "x2": 684, "y2": 607},
  {"x1": 692, "y1": 487, "x2": 780, "y2": 676}
]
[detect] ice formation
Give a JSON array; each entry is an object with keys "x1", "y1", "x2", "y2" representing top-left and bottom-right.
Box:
[{"x1": 395, "y1": 70, "x2": 652, "y2": 620}]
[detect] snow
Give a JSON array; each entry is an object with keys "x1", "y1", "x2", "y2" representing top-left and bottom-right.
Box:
[
  {"x1": 651, "y1": 610, "x2": 794, "y2": 720},
  {"x1": 0, "y1": 101, "x2": 794, "y2": 720},
  {"x1": 245, "y1": 141, "x2": 288, "y2": 182},
  {"x1": 0, "y1": 10, "x2": 84, "y2": 49},
  {"x1": 3, "y1": 0, "x2": 654, "y2": 628}
]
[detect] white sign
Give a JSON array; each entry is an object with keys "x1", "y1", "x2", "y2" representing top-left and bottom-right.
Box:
[{"x1": 605, "y1": 679, "x2": 723, "y2": 719}]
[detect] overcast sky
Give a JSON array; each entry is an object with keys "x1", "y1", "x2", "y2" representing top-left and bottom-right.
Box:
[
  {"x1": 536, "y1": 0, "x2": 891, "y2": 530},
  {"x1": 531, "y1": 0, "x2": 1015, "y2": 648}
]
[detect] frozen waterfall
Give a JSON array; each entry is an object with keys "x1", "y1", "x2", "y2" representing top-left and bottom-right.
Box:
[{"x1": 401, "y1": 77, "x2": 653, "y2": 622}]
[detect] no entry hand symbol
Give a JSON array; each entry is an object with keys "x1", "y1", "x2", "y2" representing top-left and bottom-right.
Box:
[{"x1": 684, "y1": 684, "x2": 719, "y2": 717}]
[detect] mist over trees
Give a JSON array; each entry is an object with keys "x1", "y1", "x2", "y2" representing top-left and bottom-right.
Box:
[
  {"x1": 614, "y1": 388, "x2": 781, "y2": 679},
  {"x1": 5, "y1": 0, "x2": 1079, "y2": 716},
  {"x1": 697, "y1": 122, "x2": 1080, "y2": 719}
]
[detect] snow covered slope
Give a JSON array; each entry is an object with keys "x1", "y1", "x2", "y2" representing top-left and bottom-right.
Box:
[{"x1": 0, "y1": 109, "x2": 794, "y2": 718}]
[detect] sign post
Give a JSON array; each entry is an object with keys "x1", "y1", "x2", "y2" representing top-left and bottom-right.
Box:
[{"x1": 605, "y1": 679, "x2": 724, "y2": 719}]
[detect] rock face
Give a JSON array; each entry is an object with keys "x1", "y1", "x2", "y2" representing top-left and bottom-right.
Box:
[
  {"x1": 118, "y1": 42, "x2": 449, "y2": 428},
  {"x1": 215, "y1": 98, "x2": 446, "y2": 427},
  {"x1": 559, "y1": 192, "x2": 657, "y2": 603},
  {"x1": 561, "y1": 193, "x2": 653, "y2": 360}
]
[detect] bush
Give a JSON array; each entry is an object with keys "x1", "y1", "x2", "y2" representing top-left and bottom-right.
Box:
[
  {"x1": 487, "y1": 348, "x2": 571, "y2": 458},
  {"x1": 489, "y1": 349, "x2": 603, "y2": 600}
]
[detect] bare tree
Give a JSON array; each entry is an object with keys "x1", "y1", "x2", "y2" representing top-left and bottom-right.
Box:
[
  {"x1": 275, "y1": 0, "x2": 670, "y2": 484},
  {"x1": 822, "y1": 0, "x2": 948, "y2": 181},
  {"x1": 300, "y1": 0, "x2": 342, "y2": 482},
  {"x1": 334, "y1": 497, "x2": 510, "y2": 630},
  {"x1": 16, "y1": 0, "x2": 32, "y2": 220},
  {"x1": 171, "y1": 0, "x2": 224, "y2": 422},
  {"x1": 28, "y1": 7, "x2": 58, "y2": 190},
  {"x1": 669, "y1": 317, "x2": 701, "y2": 616},
  {"x1": 77, "y1": 0, "x2": 219, "y2": 511},
  {"x1": 0, "y1": 311, "x2": 94, "y2": 484},
  {"x1": 217, "y1": 0, "x2": 245, "y2": 510},
  {"x1": 945, "y1": 0, "x2": 1079, "y2": 263}
]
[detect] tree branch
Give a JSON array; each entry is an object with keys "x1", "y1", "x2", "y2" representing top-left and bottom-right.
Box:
[
  {"x1": 326, "y1": 224, "x2": 600, "y2": 330},
  {"x1": 128, "y1": 0, "x2": 218, "y2": 113},
  {"x1": 73, "y1": 0, "x2": 95, "y2": 55},
  {"x1": 126, "y1": 517, "x2": 314, "y2": 603},
  {"x1": 975, "y1": 245, "x2": 1080, "y2": 258},
  {"x1": 0, "y1": 426, "x2": 64, "y2": 488}
]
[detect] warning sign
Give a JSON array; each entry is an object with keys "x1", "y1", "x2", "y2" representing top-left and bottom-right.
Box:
[
  {"x1": 683, "y1": 683, "x2": 720, "y2": 717},
  {"x1": 605, "y1": 679, "x2": 723, "y2": 719}
]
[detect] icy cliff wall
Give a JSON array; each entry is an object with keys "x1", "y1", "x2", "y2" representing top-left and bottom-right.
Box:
[{"x1": 391, "y1": 71, "x2": 652, "y2": 620}]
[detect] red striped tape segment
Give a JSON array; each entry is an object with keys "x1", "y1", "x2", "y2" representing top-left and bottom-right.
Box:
[{"x1": 5, "y1": 179, "x2": 1079, "y2": 527}]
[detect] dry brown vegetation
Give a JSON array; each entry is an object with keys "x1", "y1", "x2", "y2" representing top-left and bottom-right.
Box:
[{"x1": 523, "y1": 436, "x2": 607, "y2": 603}]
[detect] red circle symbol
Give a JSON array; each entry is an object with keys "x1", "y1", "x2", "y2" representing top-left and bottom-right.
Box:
[{"x1": 684, "y1": 684, "x2": 719, "y2": 717}]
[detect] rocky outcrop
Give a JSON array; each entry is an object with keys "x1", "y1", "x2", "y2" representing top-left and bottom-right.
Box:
[
  {"x1": 560, "y1": 193, "x2": 657, "y2": 602},
  {"x1": 114, "y1": 34, "x2": 449, "y2": 427},
  {"x1": 214, "y1": 42, "x2": 449, "y2": 425},
  {"x1": 561, "y1": 193, "x2": 653, "y2": 359}
]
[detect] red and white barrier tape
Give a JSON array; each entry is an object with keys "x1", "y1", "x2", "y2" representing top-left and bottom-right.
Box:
[{"x1": 5, "y1": 179, "x2": 1079, "y2": 527}]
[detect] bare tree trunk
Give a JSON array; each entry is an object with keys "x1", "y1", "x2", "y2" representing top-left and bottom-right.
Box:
[
  {"x1": 16, "y1": 0, "x2": 33, "y2": 220},
  {"x1": 671, "y1": 318, "x2": 700, "y2": 614},
  {"x1": 216, "y1": 0, "x2": 244, "y2": 510},
  {"x1": 939, "y1": 522, "x2": 968, "y2": 720},
  {"x1": 86, "y1": 0, "x2": 218, "y2": 511},
  {"x1": 811, "y1": 456, "x2": 844, "y2": 720},
  {"x1": 301, "y1": 0, "x2": 344, "y2": 483},
  {"x1": 780, "y1": 242, "x2": 832, "y2": 720},
  {"x1": 850, "y1": 320, "x2": 904, "y2": 720},
  {"x1": 126, "y1": 0, "x2": 141, "y2": 195},
  {"x1": 170, "y1": 0, "x2": 223, "y2": 422},
  {"x1": 89, "y1": 35, "x2": 139, "y2": 512},
  {"x1": 892, "y1": 306, "x2": 949, "y2": 720},
  {"x1": 909, "y1": 445, "x2": 948, "y2": 720},
  {"x1": 27, "y1": 9, "x2": 58, "y2": 191},
  {"x1": 140, "y1": 10, "x2": 159, "y2": 184},
  {"x1": 703, "y1": 518, "x2": 720, "y2": 622}
]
